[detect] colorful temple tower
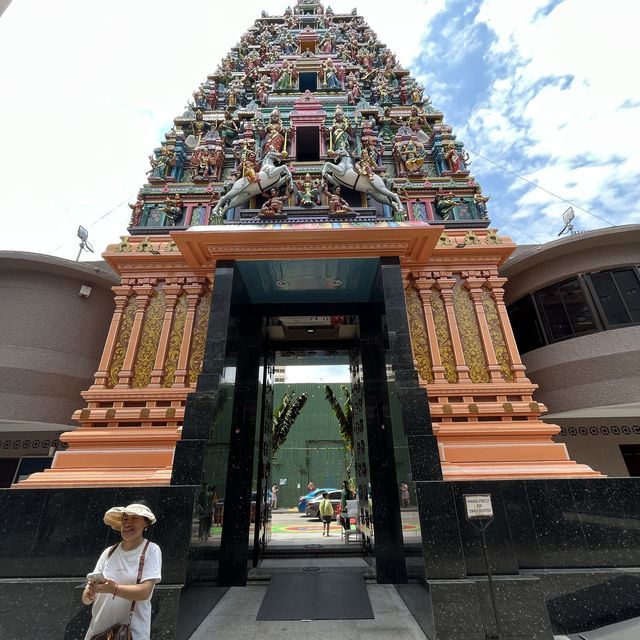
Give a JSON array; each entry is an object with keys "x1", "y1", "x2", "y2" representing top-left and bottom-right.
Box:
[{"x1": 17, "y1": 1, "x2": 600, "y2": 492}]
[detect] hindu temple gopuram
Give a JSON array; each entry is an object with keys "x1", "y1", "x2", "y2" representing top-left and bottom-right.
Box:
[{"x1": 6, "y1": 3, "x2": 640, "y2": 639}]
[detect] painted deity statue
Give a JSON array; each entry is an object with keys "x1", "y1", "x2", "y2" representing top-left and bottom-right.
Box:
[
  {"x1": 405, "y1": 105, "x2": 432, "y2": 144},
  {"x1": 375, "y1": 107, "x2": 401, "y2": 145},
  {"x1": 327, "y1": 105, "x2": 353, "y2": 152},
  {"x1": 148, "y1": 146, "x2": 175, "y2": 180},
  {"x1": 191, "y1": 110, "x2": 210, "y2": 145},
  {"x1": 260, "y1": 187, "x2": 291, "y2": 215},
  {"x1": 275, "y1": 59, "x2": 297, "y2": 89},
  {"x1": 444, "y1": 141, "x2": 470, "y2": 173},
  {"x1": 296, "y1": 173, "x2": 319, "y2": 207},
  {"x1": 473, "y1": 187, "x2": 490, "y2": 219},
  {"x1": 324, "y1": 185, "x2": 353, "y2": 215},
  {"x1": 323, "y1": 58, "x2": 342, "y2": 89},
  {"x1": 231, "y1": 147, "x2": 260, "y2": 184},
  {"x1": 128, "y1": 196, "x2": 144, "y2": 226},
  {"x1": 259, "y1": 107, "x2": 288, "y2": 155},
  {"x1": 400, "y1": 136, "x2": 426, "y2": 174},
  {"x1": 435, "y1": 190, "x2": 458, "y2": 220},
  {"x1": 217, "y1": 110, "x2": 239, "y2": 148},
  {"x1": 354, "y1": 148, "x2": 376, "y2": 180},
  {"x1": 163, "y1": 194, "x2": 183, "y2": 226}
]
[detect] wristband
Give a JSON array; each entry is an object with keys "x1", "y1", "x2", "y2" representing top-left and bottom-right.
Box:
[{"x1": 112, "y1": 582, "x2": 119, "y2": 599}]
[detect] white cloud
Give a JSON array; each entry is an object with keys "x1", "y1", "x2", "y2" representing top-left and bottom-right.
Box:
[{"x1": 462, "y1": 0, "x2": 640, "y2": 241}]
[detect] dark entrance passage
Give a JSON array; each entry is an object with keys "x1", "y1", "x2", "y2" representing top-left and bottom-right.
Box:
[{"x1": 173, "y1": 257, "x2": 440, "y2": 587}]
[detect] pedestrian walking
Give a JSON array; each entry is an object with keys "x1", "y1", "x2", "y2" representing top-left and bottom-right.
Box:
[
  {"x1": 319, "y1": 491, "x2": 334, "y2": 536},
  {"x1": 271, "y1": 484, "x2": 278, "y2": 510}
]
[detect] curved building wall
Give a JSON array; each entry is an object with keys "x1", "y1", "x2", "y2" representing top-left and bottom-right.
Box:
[
  {"x1": 500, "y1": 225, "x2": 640, "y2": 477},
  {"x1": 0, "y1": 252, "x2": 118, "y2": 485}
]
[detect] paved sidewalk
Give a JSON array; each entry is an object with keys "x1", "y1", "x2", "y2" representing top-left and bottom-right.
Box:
[{"x1": 188, "y1": 582, "x2": 427, "y2": 640}]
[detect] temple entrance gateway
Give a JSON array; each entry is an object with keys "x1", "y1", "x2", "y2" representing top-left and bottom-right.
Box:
[{"x1": 185, "y1": 255, "x2": 423, "y2": 586}]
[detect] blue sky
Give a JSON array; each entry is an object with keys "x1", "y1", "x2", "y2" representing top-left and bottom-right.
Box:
[{"x1": 0, "y1": 0, "x2": 637, "y2": 259}]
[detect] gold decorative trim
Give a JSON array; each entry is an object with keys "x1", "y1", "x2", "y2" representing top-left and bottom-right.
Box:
[
  {"x1": 437, "y1": 232, "x2": 452, "y2": 246},
  {"x1": 482, "y1": 287, "x2": 514, "y2": 382},
  {"x1": 189, "y1": 292, "x2": 212, "y2": 384},
  {"x1": 453, "y1": 285, "x2": 489, "y2": 383},
  {"x1": 107, "y1": 295, "x2": 137, "y2": 387},
  {"x1": 132, "y1": 291, "x2": 166, "y2": 388},
  {"x1": 464, "y1": 230, "x2": 481, "y2": 245},
  {"x1": 405, "y1": 284, "x2": 434, "y2": 383},
  {"x1": 431, "y1": 288, "x2": 457, "y2": 382},
  {"x1": 162, "y1": 292, "x2": 188, "y2": 388},
  {"x1": 115, "y1": 237, "x2": 132, "y2": 253}
]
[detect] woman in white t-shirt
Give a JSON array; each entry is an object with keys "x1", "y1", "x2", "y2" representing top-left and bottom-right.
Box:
[{"x1": 82, "y1": 502, "x2": 162, "y2": 640}]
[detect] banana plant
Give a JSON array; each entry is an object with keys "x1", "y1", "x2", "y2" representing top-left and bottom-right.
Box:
[
  {"x1": 272, "y1": 389, "x2": 308, "y2": 454},
  {"x1": 324, "y1": 385, "x2": 354, "y2": 474}
]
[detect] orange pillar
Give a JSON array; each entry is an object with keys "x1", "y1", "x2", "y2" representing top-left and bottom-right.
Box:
[
  {"x1": 413, "y1": 277, "x2": 447, "y2": 383},
  {"x1": 486, "y1": 275, "x2": 528, "y2": 380},
  {"x1": 436, "y1": 277, "x2": 471, "y2": 382},
  {"x1": 92, "y1": 284, "x2": 134, "y2": 388},
  {"x1": 115, "y1": 283, "x2": 157, "y2": 388},
  {"x1": 174, "y1": 282, "x2": 205, "y2": 387},
  {"x1": 149, "y1": 283, "x2": 183, "y2": 387},
  {"x1": 465, "y1": 276, "x2": 503, "y2": 382}
]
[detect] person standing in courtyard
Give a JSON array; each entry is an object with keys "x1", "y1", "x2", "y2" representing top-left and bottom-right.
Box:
[
  {"x1": 340, "y1": 480, "x2": 352, "y2": 531},
  {"x1": 307, "y1": 480, "x2": 315, "y2": 493},
  {"x1": 319, "y1": 491, "x2": 334, "y2": 536},
  {"x1": 82, "y1": 501, "x2": 162, "y2": 640},
  {"x1": 271, "y1": 483, "x2": 278, "y2": 510}
]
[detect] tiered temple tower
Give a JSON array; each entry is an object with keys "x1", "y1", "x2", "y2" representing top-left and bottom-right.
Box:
[{"x1": 17, "y1": 0, "x2": 599, "y2": 489}]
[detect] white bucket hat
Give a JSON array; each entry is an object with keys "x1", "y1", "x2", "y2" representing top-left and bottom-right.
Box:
[{"x1": 104, "y1": 503, "x2": 157, "y2": 530}]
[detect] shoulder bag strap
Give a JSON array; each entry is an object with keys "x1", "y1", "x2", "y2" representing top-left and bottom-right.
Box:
[{"x1": 127, "y1": 540, "x2": 151, "y2": 620}]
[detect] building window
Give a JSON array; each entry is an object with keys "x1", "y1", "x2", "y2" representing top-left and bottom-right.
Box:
[
  {"x1": 507, "y1": 295, "x2": 545, "y2": 353},
  {"x1": 620, "y1": 444, "x2": 640, "y2": 477},
  {"x1": 534, "y1": 277, "x2": 596, "y2": 341},
  {"x1": 589, "y1": 268, "x2": 640, "y2": 327},
  {"x1": 507, "y1": 265, "x2": 640, "y2": 355}
]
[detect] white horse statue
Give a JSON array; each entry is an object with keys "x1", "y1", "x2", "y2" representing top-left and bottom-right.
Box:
[
  {"x1": 211, "y1": 148, "x2": 294, "y2": 217},
  {"x1": 321, "y1": 148, "x2": 404, "y2": 214}
]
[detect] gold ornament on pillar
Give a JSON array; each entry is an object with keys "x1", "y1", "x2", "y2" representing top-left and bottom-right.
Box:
[
  {"x1": 188, "y1": 292, "x2": 212, "y2": 384},
  {"x1": 132, "y1": 291, "x2": 166, "y2": 388},
  {"x1": 481, "y1": 287, "x2": 514, "y2": 382},
  {"x1": 453, "y1": 285, "x2": 489, "y2": 383},
  {"x1": 162, "y1": 293, "x2": 188, "y2": 388},
  {"x1": 430, "y1": 289, "x2": 457, "y2": 383},
  {"x1": 107, "y1": 296, "x2": 137, "y2": 387},
  {"x1": 405, "y1": 284, "x2": 434, "y2": 383}
]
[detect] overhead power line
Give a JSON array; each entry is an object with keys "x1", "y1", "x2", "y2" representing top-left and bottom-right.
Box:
[{"x1": 466, "y1": 148, "x2": 617, "y2": 227}]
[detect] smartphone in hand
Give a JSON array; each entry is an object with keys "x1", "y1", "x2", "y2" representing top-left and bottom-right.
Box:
[{"x1": 86, "y1": 572, "x2": 105, "y2": 583}]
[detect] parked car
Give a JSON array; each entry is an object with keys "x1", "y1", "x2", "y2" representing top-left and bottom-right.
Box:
[
  {"x1": 305, "y1": 489, "x2": 342, "y2": 520},
  {"x1": 298, "y1": 487, "x2": 337, "y2": 513}
]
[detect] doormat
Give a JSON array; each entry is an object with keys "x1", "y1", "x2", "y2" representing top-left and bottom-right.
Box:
[{"x1": 256, "y1": 572, "x2": 374, "y2": 620}]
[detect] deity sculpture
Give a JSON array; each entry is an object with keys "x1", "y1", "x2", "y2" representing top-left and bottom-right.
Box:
[
  {"x1": 295, "y1": 173, "x2": 319, "y2": 207},
  {"x1": 400, "y1": 135, "x2": 426, "y2": 174},
  {"x1": 282, "y1": 32, "x2": 297, "y2": 55},
  {"x1": 398, "y1": 78, "x2": 409, "y2": 106},
  {"x1": 206, "y1": 84, "x2": 219, "y2": 110},
  {"x1": 128, "y1": 196, "x2": 144, "y2": 226},
  {"x1": 324, "y1": 185, "x2": 353, "y2": 215},
  {"x1": 225, "y1": 78, "x2": 245, "y2": 109},
  {"x1": 260, "y1": 187, "x2": 291, "y2": 215},
  {"x1": 322, "y1": 58, "x2": 342, "y2": 89},
  {"x1": 163, "y1": 194, "x2": 184, "y2": 226},
  {"x1": 274, "y1": 58, "x2": 297, "y2": 89},
  {"x1": 259, "y1": 106, "x2": 289, "y2": 155},
  {"x1": 443, "y1": 142, "x2": 470, "y2": 173},
  {"x1": 191, "y1": 110, "x2": 210, "y2": 145},
  {"x1": 375, "y1": 107, "x2": 401, "y2": 145},
  {"x1": 408, "y1": 79, "x2": 425, "y2": 104},
  {"x1": 147, "y1": 146, "x2": 175, "y2": 180},
  {"x1": 325, "y1": 104, "x2": 353, "y2": 152},
  {"x1": 405, "y1": 105, "x2": 432, "y2": 144},
  {"x1": 473, "y1": 187, "x2": 490, "y2": 219},
  {"x1": 354, "y1": 148, "x2": 376, "y2": 180},
  {"x1": 232, "y1": 147, "x2": 261, "y2": 183},
  {"x1": 217, "y1": 110, "x2": 239, "y2": 147},
  {"x1": 255, "y1": 74, "x2": 271, "y2": 107},
  {"x1": 435, "y1": 189, "x2": 458, "y2": 220}
]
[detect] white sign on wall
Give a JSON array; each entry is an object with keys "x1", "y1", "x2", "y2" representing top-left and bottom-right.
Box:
[{"x1": 464, "y1": 494, "x2": 493, "y2": 519}]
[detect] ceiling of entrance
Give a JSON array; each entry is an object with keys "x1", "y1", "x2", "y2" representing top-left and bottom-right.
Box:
[{"x1": 236, "y1": 258, "x2": 381, "y2": 304}]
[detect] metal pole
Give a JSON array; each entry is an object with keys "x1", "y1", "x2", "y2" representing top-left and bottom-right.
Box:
[
  {"x1": 481, "y1": 526, "x2": 502, "y2": 640},
  {"x1": 75, "y1": 242, "x2": 84, "y2": 262}
]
